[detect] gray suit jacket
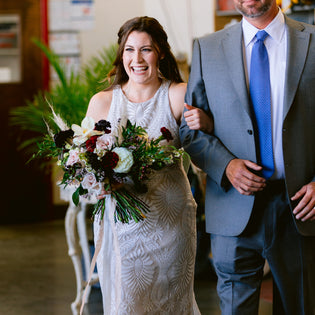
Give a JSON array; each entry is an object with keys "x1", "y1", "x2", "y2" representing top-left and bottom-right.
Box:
[{"x1": 179, "y1": 16, "x2": 315, "y2": 236}]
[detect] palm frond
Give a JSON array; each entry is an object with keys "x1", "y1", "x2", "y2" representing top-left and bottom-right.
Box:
[
  {"x1": 9, "y1": 39, "x2": 117, "y2": 164},
  {"x1": 32, "y1": 38, "x2": 69, "y2": 92}
]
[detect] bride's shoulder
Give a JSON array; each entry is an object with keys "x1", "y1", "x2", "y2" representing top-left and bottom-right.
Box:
[
  {"x1": 86, "y1": 90, "x2": 113, "y2": 120},
  {"x1": 168, "y1": 82, "x2": 187, "y2": 96},
  {"x1": 90, "y1": 90, "x2": 113, "y2": 106}
]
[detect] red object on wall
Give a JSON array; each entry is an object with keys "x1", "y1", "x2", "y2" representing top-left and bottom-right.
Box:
[
  {"x1": 217, "y1": 0, "x2": 236, "y2": 11},
  {"x1": 40, "y1": 0, "x2": 49, "y2": 91}
]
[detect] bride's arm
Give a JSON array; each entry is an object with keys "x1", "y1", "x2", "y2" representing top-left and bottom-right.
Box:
[
  {"x1": 86, "y1": 90, "x2": 113, "y2": 121},
  {"x1": 169, "y1": 82, "x2": 213, "y2": 134}
]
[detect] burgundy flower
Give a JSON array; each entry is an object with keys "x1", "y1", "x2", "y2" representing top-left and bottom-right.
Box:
[
  {"x1": 54, "y1": 129, "x2": 74, "y2": 148},
  {"x1": 85, "y1": 135, "x2": 99, "y2": 153},
  {"x1": 102, "y1": 151, "x2": 119, "y2": 169},
  {"x1": 86, "y1": 151, "x2": 102, "y2": 170},
  {"x1": 95, "y1": 120, "x2": 111, "y2": 134},
  {"x1": 160, "y1": 127, "x2": 173, "y2": 142}
]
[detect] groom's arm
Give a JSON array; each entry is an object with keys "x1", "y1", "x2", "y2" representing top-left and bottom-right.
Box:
[{"x1": 179, "y1": 38, "x2": 235, "y2": 189}]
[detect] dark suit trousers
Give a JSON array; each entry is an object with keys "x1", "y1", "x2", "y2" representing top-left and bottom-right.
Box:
[{"x1": 210, "y1": 181, "x2": 315, "y2": 315}]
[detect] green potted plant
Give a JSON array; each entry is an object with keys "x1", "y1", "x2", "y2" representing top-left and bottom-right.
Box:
[{"x1": 10, "y1": 38, "x2": 117, "y2": 166}]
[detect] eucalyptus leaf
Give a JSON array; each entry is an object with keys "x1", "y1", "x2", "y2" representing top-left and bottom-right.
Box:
[{"x1": 72, "y1": 187, "x2": 81, "y2": 206}]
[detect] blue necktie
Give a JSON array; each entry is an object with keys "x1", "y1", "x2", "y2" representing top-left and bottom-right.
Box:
[{"x1": 249, "y1": 30, "x2": 274, "y2": 179}]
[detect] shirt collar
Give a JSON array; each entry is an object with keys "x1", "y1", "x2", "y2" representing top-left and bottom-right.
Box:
[{"x1": 242, "y1": 8, "x2": 285, "y2": 47}]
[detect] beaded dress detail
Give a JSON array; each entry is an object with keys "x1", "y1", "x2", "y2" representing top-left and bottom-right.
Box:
[{"x1": 94, "y1": 80, "x2": 200, "y2": 315}]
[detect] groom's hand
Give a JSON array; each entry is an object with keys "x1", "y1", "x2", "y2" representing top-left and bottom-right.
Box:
[
  {"x1": 291, "y1": 182, "x2": 315, "y2": 221},
  {"x1": 225, "y1": 159, "x2": 266, "y2": 195}
]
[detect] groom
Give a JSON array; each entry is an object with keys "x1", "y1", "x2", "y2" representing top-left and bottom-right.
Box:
[{"x1": 180, "y1": 0, "x2": 315, "y2": 313}]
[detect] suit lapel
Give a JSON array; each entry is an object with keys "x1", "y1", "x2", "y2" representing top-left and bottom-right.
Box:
[
  {"x1": 219, "y1": 18, "x2": 310, "y2": 121},
  {"x1": 283, "y1": 16, "x2": 309, "y2": 120},
  {"x1": 221, "y1": 23, "x2": 252, "y2": 118}
]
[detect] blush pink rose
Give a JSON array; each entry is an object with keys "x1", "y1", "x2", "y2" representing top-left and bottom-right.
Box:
[
  {"x1": 81, "y1": 173, "x2": 102, "y2": 194},
  {"x1": 66, "y1": 150, "x2": 80, "y2": 166},
  {"x1": 96, "y1": 134, "x2": 114, "y2": 151}
]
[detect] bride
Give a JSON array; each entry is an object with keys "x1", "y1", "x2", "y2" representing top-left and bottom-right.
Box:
[{"x1": 85, "y1": 16, "x2": 213, "y2": 315}]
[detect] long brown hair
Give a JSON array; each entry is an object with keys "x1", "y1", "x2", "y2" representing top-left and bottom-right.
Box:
[{"x1": 105, "y1": 16, "x2": 183, "y2": 89}]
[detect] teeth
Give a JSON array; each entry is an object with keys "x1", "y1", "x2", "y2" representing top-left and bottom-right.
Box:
[{"x1": 132, "y1": 66, "x2": 147, "y2": 72}]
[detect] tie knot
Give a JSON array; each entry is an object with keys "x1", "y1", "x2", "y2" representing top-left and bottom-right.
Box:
[{"x1": 255, "y1": 30, "x2": 268, "y2": 42}]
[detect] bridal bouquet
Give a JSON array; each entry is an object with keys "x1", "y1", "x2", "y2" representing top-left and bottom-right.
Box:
[{"x1": 37, "y1": 109, "x2": 184, "y2": 223}]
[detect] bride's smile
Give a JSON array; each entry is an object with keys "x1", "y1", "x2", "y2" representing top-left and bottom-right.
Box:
[{"x1": 123, "y1": 31, "x2": 160, "y2": 86}]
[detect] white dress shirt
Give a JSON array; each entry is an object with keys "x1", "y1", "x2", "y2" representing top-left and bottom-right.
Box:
[{"x1": 242, "y1": 9, "x2": 287, "y2": 179}]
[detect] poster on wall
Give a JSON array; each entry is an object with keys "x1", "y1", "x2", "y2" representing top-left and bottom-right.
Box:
[
  {"x1": 49, "y1": 32, "x2": 81, "y2": 80},
  {"x1": 69, "y1": 0, "x2": 95, "y2": 30},
  {"x1": 50, "y1": 56, "x2": 81, "y2": 80},
  {"x1": 49, "y1": 0, "x2": 95, "y2": 31},
  {"x1": 49, "y1": 0, "x2": 71, "y2": 31},
  {"x1": 0, "y1": 14, "x2": 21, "y2": 83}
]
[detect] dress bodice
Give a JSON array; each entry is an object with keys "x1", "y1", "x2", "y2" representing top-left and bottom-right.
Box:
[{"x1": 107, "y1": 80, "x2": 180, "y2": 148}]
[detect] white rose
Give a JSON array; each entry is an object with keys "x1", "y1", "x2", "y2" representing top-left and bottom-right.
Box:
[{"x1": 112, "y1": 147, "x2": 134, "y2": 173}]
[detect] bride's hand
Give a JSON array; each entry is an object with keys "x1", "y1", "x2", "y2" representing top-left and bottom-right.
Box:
[
  {"x1": 97, "y1": 186, "x2": 111, "y2": 200},
  {"x1": 97, "y1": 182, "x2": 124, "y2": 200},
  {"x1": 184, "y1": 103, "x2": 214, "y2": 134}
]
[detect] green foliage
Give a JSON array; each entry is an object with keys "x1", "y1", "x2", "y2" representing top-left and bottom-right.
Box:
[
  {"x1": 32, "y1": 135, "x2": 61, "y2": 160},
  {"x1": 9, "y1": 38, "x2": 117, "y2": 160},
  {"x1": 72, "y1": 185, "x2": 88, "y2": 206},
  {"x1": 120, "y1": 120, "x2": 147, "y2": 144}
]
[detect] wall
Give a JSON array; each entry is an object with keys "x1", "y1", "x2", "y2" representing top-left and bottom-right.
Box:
[
  {"x1": 144, "y1": 0, "x2": 215, "y2": 62},
  {"x1": 79, "y1": 0, "x2": 215, "y2": 65},
  {"x1": 79, "y1": 0, "x2": 144, "y2": 65}
]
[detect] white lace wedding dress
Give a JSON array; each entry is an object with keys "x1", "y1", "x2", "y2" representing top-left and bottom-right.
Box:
[{"x1": 93, "y1": 80, "x2": 200, "y2": 315}]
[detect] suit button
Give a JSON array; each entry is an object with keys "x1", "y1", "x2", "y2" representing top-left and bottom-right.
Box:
[{"x1": 247, "y1": 129, "x2": 253, "y2": 135}]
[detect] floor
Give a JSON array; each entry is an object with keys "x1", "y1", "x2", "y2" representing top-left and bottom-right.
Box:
[{"x1": 0, "y1": 219, "x2": 272, "y2": 315}]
